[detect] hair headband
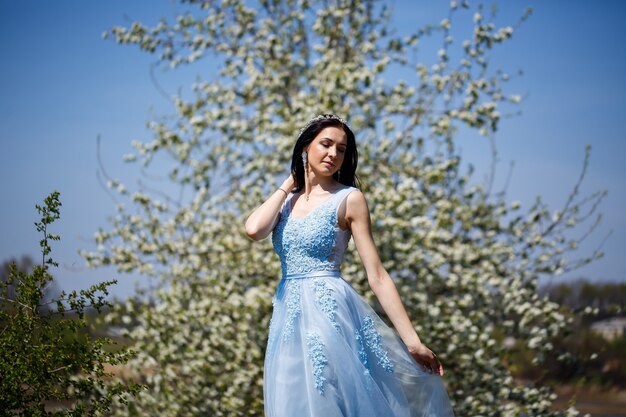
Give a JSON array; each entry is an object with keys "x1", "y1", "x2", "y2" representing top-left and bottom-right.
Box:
[{"x1": 298, "y1": 114, "x2": 349, "y2": 137}]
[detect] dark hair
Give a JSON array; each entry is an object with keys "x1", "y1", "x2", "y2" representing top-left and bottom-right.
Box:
[{"x1": 291, "y1": 116, "x2": 361, "y2": 192}]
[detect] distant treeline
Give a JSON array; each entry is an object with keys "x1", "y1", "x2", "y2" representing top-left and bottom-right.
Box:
[
  {"x1": 540, "y1": 279, "x2": 626, "y2": 316},
  {"x1": 1, "y1": 255, "x2": 61, "y2": 308},
  {"x1": 520, "y1": 279, "x2": 626, "y2": 387}
]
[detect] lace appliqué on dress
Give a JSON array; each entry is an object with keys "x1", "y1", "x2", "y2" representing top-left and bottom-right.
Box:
[
  {"x1": 355, "y1": 328, "x2": 374, "y2": 391},
  {"x1": 359, "y1": 316, "x2": 394, "y2": 373},
  {"x1": 312, "y1": 278, "x2": 340, "y2": 332},
  {"x1": 283, "y1": 280, "x2": 301, "y2": 342},
  {"x1": 272, "y1": 192, "x2": 350, "y2": 276},
  {"x1": 355, "y1": 330, "x2": 370, "y2": 374},
  {"x1": 306, "y1": 332, "x2": 329, "y2": 395}
]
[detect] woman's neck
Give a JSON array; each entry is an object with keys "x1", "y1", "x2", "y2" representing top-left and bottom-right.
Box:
[{"x1": 304, "y1": 172, "x2": 339, "y2": 194}]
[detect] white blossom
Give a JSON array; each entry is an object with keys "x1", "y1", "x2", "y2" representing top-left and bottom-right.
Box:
[{"x1": 89, "y1": 2, "x2": 603, "y2": 416}]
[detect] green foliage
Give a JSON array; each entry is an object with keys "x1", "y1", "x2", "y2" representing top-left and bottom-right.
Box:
[
  {"x1": 509, "y1": 311, "x2": 626, "y2": 389},
  {"x1": 87, "y1": 1, "x2": 606, "y2": 415},
  {"x1": 543, "y1": 279, "x2": 626, "y2": 316},
  {"x1": 0, "y1": 192, "x2": 141, "y2": 416},
  {"x1": 532, "y1": 280, "x2": 626, "y2": 388}
]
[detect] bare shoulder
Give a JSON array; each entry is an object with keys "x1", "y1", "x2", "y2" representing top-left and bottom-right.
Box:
[
  {"x1": 345, "y1": 189, "x2": 370, "y2": 221},
  {"x1": 346, "y1": 188, "x2": 366, "y2": 204}
]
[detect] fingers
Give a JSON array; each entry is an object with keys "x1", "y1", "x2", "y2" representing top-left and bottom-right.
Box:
[
  {"x1": 432, "y1": 354, "x2": 444, "y2": 376},
  {"x1": 417, "y1": 357, "x2": 436, "y2": 374},
  {"x1": 409, "y1": 346, "x2": 445, "y2": 376},
  {"x1": 425, "y1": 350, "x2": 437, "y2": 373},
  {"x1": 424, "y1": 354, "x2": 444, "y2": 376},
  {"x1": 433, "y1": 359, "x2": 444, "y2": 376}
]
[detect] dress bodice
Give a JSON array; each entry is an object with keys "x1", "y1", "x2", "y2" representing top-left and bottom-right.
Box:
[{"x1": 272, "y1": 186, "x2": 356, "y2": 277}]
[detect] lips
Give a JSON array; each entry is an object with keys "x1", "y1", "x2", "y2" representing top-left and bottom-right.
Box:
[{"x1": 322, "y1": 161, "x2": 334, "y2": 168}]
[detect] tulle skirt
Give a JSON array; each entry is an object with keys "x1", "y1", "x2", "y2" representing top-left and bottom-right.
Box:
[{"x1": 263, "y1": 271, "x2": 456, "y2": 417}]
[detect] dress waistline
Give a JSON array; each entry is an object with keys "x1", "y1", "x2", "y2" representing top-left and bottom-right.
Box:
[{"x1": 282, "y1": 270, "x2": 342, "y2": 280}]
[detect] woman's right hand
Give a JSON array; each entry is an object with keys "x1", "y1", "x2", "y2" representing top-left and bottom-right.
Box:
[
  {"x1": 280, "y1": 173, "x2": 295, "y2": 193},
  {"x1": 245, "y1": 174, "x2": 294, "y2": 241}
]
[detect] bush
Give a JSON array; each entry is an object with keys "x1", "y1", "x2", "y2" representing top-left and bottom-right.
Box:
[{"x1": 0, "y1": 192, "x2": 141, "y2": 416}]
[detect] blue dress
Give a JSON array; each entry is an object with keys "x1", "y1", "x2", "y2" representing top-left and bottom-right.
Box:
[{"x1": 265, "y1": 186, "x2": 456, "y2": 417}]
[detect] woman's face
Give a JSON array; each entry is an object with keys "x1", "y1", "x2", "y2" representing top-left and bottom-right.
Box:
[{"x1": 305, "y1": 126, "x2": 348, "y2": 177}]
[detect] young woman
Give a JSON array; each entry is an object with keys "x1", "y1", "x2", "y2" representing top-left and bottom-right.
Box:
[{"x1": 245, "y1": 114, "x2": 455, "y2": 416}]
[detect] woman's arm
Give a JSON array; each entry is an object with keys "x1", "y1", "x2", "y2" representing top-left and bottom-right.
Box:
[
  {"x1": 244, "y1": 176, "x2": 295, "y2": 241},
  {"x1": 345, "y1": 190, "x2": 444, "y2": 375}
]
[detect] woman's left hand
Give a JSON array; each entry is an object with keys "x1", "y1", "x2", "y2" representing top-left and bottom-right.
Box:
[{"x1": 407, "y1": 343, "x2": 444, "y2": 376}]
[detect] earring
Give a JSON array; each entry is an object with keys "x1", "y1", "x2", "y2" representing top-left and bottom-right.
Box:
[
  {"x1": 301, "y1": 151, "x2": 309, "y2": 201},
  {"x1": 337, "y1": 169, "x2": 341, "y2": 180}
]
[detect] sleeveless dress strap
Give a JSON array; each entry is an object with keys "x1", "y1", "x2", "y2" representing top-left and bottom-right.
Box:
[{"x1": 331, "y1": 186, "x2": 357, "y2": 216}]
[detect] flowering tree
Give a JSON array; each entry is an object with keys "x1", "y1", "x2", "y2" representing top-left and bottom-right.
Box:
[{"x1": 85, "y1": 1, "x2": 606, "y2": 415}]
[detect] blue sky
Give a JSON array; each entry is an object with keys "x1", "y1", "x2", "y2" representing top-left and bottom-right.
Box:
[{"x1": 1, "y1": 1, "x2": 625, "y2": 299}]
